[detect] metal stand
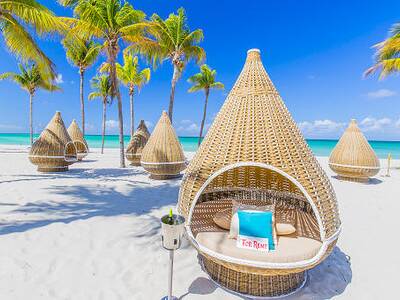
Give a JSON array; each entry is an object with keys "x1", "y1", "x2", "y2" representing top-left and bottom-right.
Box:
[{"x1": 161, "y1": 250, "x2": 178, "y2": 300}]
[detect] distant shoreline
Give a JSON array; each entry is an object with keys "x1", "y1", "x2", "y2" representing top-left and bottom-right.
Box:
[
  {"x1": 1, "y1": 136, "x2": 399, "y2": 159},
  {"x1": 0, "y1": 133, "x2": 399, "y2": 143}
]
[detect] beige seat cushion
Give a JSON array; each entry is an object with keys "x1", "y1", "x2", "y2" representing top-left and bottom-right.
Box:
[{"x1": 196, "y1": 231, "x2": 321, "y2": 263}]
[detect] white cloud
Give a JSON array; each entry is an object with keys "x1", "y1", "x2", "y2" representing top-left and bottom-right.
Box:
[
  {"x1": 180, "y1": 119, "x2": 193, "y2": 125},
  {"x1": 367, "y1": 89, "x2": 396, "y2": 99},
  {"x1": 144, "y1": 121, "x2": 153, "y2": 129},
  {"x1": 298, "y1": 116, "x2": 400, "y2": 139},
  {"x1": 360, "y1": 117, "x2": 392, "y2": 132},
  {"x1": 176, "y1": 119, "x2": 211, "y2": 136},
  {"x1": 396, "y1": 118, "x2": 400, "y2": 128},
  {"x1": 105, "y1": 119, "x2": 118, "y2": 129},
  {"x1": 298, "y1": 119, "x2": 346, "y2": 135},
  {"x1": 0, "y1": 124, "x2": 22, "y2": 131},
  {"x1": 55, "y1": 74, "x2": 64, "y2": 84}
]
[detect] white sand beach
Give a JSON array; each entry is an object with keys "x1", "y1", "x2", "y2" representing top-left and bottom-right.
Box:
[{"x1": 0, "y1": 145, "x2": 398, "y2": 300}]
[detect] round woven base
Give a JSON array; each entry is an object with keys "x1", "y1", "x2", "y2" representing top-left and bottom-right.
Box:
[
  {"x1": 202, "y1": 256, "x2": 306, "y2": 297},
  {"x1": 149, "y1": 173, "x2": 182, "y2": 180},
  {"x1": 37, "y1": 166, "x2": 69, "y2": 173}
]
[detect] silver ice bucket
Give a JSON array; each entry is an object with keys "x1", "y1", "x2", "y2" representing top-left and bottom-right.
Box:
[{"x1": 161, "y1": 214, "x2": 185, "y2": 250}]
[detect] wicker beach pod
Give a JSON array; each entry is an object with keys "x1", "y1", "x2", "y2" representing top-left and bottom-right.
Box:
[
  {"x1": 67, "y1": 119, "x2": 89, "y2": 161},
  {"x1": 126, "y1": 120, "x2": 150, "y2": 166},
  {"x1": 29, "y1": 111, "x2": 77, "y2": 172},
  {"x1": 140, "y1": 111, "x2": 186, "y2": 179},
  {"x1": 329, "y1": 119, "x2": 380, "y2": 181},
  {"x1": 177, "y1": 49, "x2": 341, "y2": 297}
]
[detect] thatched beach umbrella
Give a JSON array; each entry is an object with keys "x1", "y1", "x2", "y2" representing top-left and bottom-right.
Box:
[
  {"x1": 29, "y1": 111, "x2": 77, "y2": 172},
  {"x1": 177, "y1": 49, "x2": 341, "y2": 297},
  {"x1": 126, "y1": 120, "x2": 150, "y2": 166},
  {"x1": 329, "y1": 119, "x2": 380, "y2": 181},
  {"x1": 67, "y1": 119, "x2": 89, "y2": 161},
  {"x1": 140, "y1": 111, "x2": 186, "y2": 179}
]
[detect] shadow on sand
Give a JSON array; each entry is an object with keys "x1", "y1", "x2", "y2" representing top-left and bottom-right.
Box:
[
  {"x1": 0, "y1": 180, "x2": 180, "y2": 235},
  {"x1": 180, "y1": 247, "x2": 351, "y2": 300},
  {"x1": 331, "y1": 175, "x2": 382, "y2": 185},
  {"x1": 0, "y1": 167, "x2": 153, "y2": 185}
]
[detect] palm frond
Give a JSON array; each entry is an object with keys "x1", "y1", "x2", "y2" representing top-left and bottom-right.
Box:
[{"x1": 1, "y1": 13, "x2": 56, "y2": 79}]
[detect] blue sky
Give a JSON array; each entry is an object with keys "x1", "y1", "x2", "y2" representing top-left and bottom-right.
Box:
[{"x1": 0, "y1": 0, "x2": 400, "y2": 140}]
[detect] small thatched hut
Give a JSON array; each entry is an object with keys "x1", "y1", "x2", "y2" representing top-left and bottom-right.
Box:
[
  {"x1": 29, "y1": 111, "x2": 77, "y2": 172},
  {"x1": 140, "y1": 111, "x2": 186, "y2": 179},
  {"x1": 126, "y1": 120, "x2": 150, "y2": 166},
  {"x1": 329, "y1": 119, "x2": 380, "y2": 181},
  {"x1": 67, "y1": 119, "x2": 89, "y2": 161}
]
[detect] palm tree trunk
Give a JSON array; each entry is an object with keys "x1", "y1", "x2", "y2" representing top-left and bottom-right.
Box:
[
  {"x1": 107, "y1": 43, "x2": 125, "y2": 168},
  {"x1": 29, "y1": 92, "x2": 34, "y2": 146},
  {"x1": 130, "y1": 88, "x2": 134, "y2": 136},
  {"x1": 116, "y1": 89, "x2": 125, "y2": 168},
  {"x1": 101, "y1": 99, "x2": 106, "y2": 154},
  {"x1": 168, "y1": 64, "x2": 179, "y2": 123},
  {"x1": 79, "y1": 68, "x2": 85, "y2": 136},
  {"x1": 198, "y1": 89, "x2": 209, "y2": 147},
  {"x1": 108, "y1": 52, "x2": 125, "y2": 167}
]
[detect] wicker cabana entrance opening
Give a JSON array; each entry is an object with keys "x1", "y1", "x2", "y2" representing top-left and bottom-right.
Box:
[{"x1": 178, "y1": 49, "x2": 341, "y2": 297}]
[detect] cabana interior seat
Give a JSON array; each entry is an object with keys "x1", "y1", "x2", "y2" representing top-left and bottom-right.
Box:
[
  {"x1": 178, "y1": 49, "x2": 341, "y2": 297},
  {"x1": 126, "y1": 120, "x2": 150, "y2": 166},
  {"x1": 197, "y1": 232, "x2": 322, "y2": 264}
]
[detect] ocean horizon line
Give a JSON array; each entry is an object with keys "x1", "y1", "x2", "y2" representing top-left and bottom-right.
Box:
[
  {"x1": 1, "y1": 132, "x2": 400, "y2": 143},
  {"x1": 0, "y1": 133, "x2": 399, "y2": 158}
]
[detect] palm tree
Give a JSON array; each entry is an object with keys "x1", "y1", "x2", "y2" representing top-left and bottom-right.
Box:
[
  {"x1": 0, "y1": 0, "x2": 67, "y2": 79},
  {"x1": 188, "y1": 65, "x2": 224, "y2": 147},
  {"x1": 0, "y1": 64, "x2": 60, "y2": 145},
  {"x1": 365, "y1": 23, "x2": 400, "y2": 78},
  {"x1": 101, "y1": 52, "x2": 150, "y2": 136},
  {"x1": 130, "y1": 7, "x2": 205, "y2": 123},
  {"x1": 60, "y1": 0, "x2": 146, "y2": 168},
  {"x1": 62, "y1": 37, "x2": 102, "y2": 136},
  {"x1": 88, "y1": 74, "x2": 111, "y2": 154}
]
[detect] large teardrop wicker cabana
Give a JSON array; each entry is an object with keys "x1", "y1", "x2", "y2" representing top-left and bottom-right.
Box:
[
  {"x1": 329, "y1": 119, "x2": 380, "y2": 181},
  {"x1": 141, "y1": 111, "x2": 186, "y2": 179},
  {"x1": 177, "y1": 49, "x2": 341, "y2": 297},
  {"x1": 126, "y1": 120, "x2": 150, "y2": 166},
  {"x1": 29, "y1": 111, "x2": 77, "y2": 172},
  {"x1": 67, "y1": 119, "x2": 89, "y2": 161}
]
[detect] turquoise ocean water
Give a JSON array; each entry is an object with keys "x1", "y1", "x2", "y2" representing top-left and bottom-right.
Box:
[{"x1": 0, "y1": 133, "x2": 399, "y2": 158}]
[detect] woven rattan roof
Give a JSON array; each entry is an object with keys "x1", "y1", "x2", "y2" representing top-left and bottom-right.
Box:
[
  {"x1": 67, "y1": 120, "x2": 88, "y2": 150},
  {"x1": 126, "y1": 120, "x2": 150, "y2": 154},
  {"x1": 30, "y1": 111, "x2": 74, "y2": 156},
  {"x1": 141, "y1": 111, "x2": 185, "y2": 164},
  {"x1": 329, "y1": 119, "x2": 380, "y2": 168},
  {"x1": 178, "y1": 49, "x2": 340, "y2": 239}
]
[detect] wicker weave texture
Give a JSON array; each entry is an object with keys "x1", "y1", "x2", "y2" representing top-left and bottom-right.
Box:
[
  {"x1": 126, "y1": 120, "x2": 150, "y2": 166},
  {"x1": 67, "y1": 120, "x2": 89, "y2": 161},
  {"x1": 329, "y1": 119, "x2": 380, "y2": 180},
  {"x1": 29, "y1": 111, "x2": 77, "y2": 172},
  {"x1": 140, "y1": 111, "x2": 186, "y2": 178},
  {"x1": 178, "y1": 49, "x2": 341, "y2": 239},
  {"x1": 202, "y1": 255, "x2": 305, "y2": 297}
]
